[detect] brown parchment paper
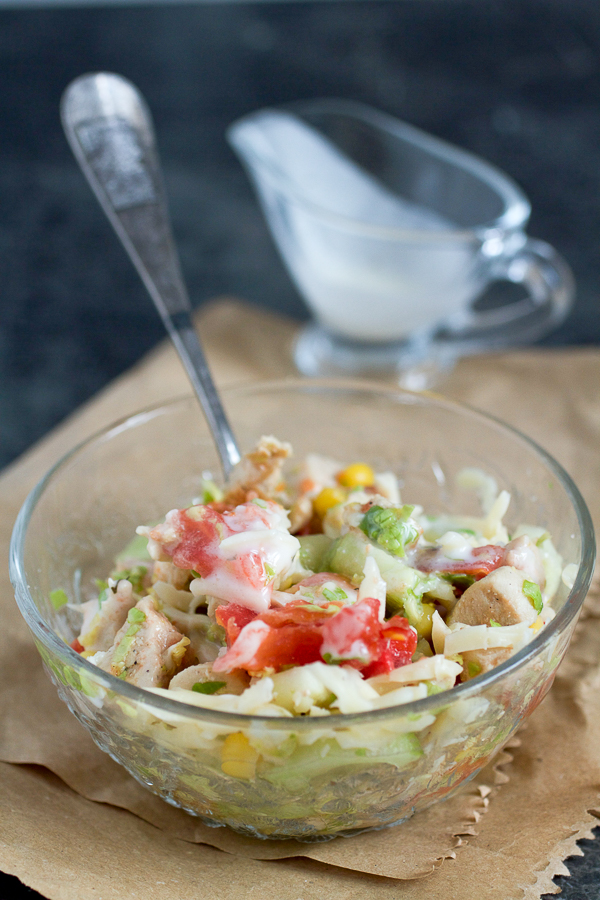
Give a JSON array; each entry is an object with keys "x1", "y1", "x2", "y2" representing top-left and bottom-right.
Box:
[{"x1": 1, "y1": 299, "x2": 599, "y2": 899}]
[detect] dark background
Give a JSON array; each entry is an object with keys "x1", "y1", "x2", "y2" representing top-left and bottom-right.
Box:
[{"x1": 2, "y1": 1, "x2": 600, "y2": 896}]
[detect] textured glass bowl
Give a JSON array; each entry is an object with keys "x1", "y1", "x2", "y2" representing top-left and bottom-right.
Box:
[{"x1": 10, "y1": 381, "x2": 595, "y2": 840}]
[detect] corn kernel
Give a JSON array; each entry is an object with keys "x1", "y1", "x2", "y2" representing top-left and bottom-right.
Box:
[
  {"x1": 313, "y1": 486, "x2": 346, "y2": 519},
  {"x1": 337, "y1": 463, "x2": 375, "y2": 488},
  {"x1": 221, "y1": 732, "x2": 259, "y2": 780}
]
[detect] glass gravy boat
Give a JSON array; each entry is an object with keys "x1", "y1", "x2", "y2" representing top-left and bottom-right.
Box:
[{"x1": 228, "y1": 100, "x2": 574, "y2": 389}]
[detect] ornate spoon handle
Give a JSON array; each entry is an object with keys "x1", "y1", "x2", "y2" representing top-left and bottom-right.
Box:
[{"x1": 61, "y1": 71, "x2": 241, "y2": 478}]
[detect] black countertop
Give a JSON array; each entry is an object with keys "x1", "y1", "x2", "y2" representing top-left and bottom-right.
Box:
[{"x1": 2, "y1": 2, "x2": 600, "y2": 897}]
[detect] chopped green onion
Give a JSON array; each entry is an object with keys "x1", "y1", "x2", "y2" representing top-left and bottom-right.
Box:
[
  {"x1": 322, "y1": 585, "x2": 348, "y2": 604},
  {"x1": 110, "y1": 565, "x2": 148, "y2": 595},
  {"x1": 523, "y1": 580, "x2": 543, "y2": 614},
  {"x1": 127, "y1": 607, "x2": 146, "y2": 625},
  {"x1": 200, "y1": 477, "x2": 223, "y2": 504},
  {"x1": 489, "y1": 619, "x2": 501, "y2": 627},
  {"x1": 192, "y1": 681, "x2": 226, "y2": 694},
  {"x1": 536, "y1": 532, "x2": 550, "y2": 547},
  {"x1": 49, "y1": 589, "x2": 68, "y2": 610},
  {"x1": 467, "y1": 661, "x2": 482, "y2": 678}
]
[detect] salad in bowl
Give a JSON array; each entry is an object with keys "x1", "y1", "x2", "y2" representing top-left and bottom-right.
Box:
[{"x1": 10, "y1": 382, "x2": 594, "y2": 839}]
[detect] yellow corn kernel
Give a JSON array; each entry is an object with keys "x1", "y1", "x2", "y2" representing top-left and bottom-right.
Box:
[
  {"x1": 337, "y1": 463, "x2": 375, "y2": 488},
  {"x1": 313, "y1": 486, "x2": 347, "y2": 519},
  {"x1": 529, "y1": 617, "x2": 544, "y2": 634},
  {"x1": 221, "y1": 732, "x2": 259, "y2": 780}
]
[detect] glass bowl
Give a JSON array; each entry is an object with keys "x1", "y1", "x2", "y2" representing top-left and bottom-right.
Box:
[{"x1": 9, "y1": 381, "x2": 595, "y2": 840}]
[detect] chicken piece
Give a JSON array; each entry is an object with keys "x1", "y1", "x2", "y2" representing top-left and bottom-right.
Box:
[
  {"x1": 169, "y1": 662, "x2": 249, "y2": 695},
  {"x1": 222, "y1": 435, "x2": 291, "y2": 506},
  {"x1": 91, "y1": 596, "x2": 189, "y2": 688},
  {"x1": 449, "y1": 565, "x2": 538, "y2": 683},
  {"x1": 460, "y1": 647, "x2": 512, "y2": 681},
  {"x1": 503, "y1": 535, "x2": 546, "y2": 589},
  {"x1": 449, "y1": 565, "x2": 538, "y2": 628},
  {"x1": 78, "y1": 579, "x2": 137, "y2": 653},
  {"x1": 288, "y1": 494, "x2": 313, "y2": 534}
]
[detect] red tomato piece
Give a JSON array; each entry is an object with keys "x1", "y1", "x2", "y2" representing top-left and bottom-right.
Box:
[
  {"x1": 233, "y1": 551, "x2": 267, "y2": 592},
  {"x1": 70, "y1": 638, "x2": 84, "y2": 654},
  {"x1": 320, "y1": 598, "x2": 381, "y2": 666},
  {"x1": 361, "y1": 615, "x2": 417, "y2": 677},
  {"x1": 213, "y1": 618, "x2": 324, "y2": 673},
  {"x1": 416, "y1": 544, "x2": 505, "y2": 580},
  {"x1": 170, "y1": 507, "x2": 225, "y2": 574},
  {"x1": 215, "y1": 603, "x2": 258, "y2": 645},
  {"x1": 242, "y1": 623, "x2": 324, "y2": 672},
  {"x1": 214, "y1": 597, "x2": 417, "y2": 678},
  {"x1": 260, "y1": 599, "x2": 340, "y2": 628}
]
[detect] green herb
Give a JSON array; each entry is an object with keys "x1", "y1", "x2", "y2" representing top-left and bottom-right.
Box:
[
  {"x1": 523, "y1": 580, "x2": 543, "y2": 614},
  {"x1": 457, "y1": 528, "x2": 476, "y2": 536},
  {"x1": 191, "y1": 570, "x2": 201, "y2": 579},
  {"x1": 110, "y1": 565, "x2": 148, "y2": 595},
  {"x1": 95, "y1": 579, "x2": 109, "y2": 591},
  {"x1": 359, "y1": 504, "x2": 419, "y2": 558},
  {"x1": 536, "y1": 532, "x2": 550, "y2": 547},
  {"x1": 467, "y1": 661, "x2": 482, "y2": 678},
  {"x1": 252, "y1": 498, "x2": 268, "y2": 509},
  {"x1": 322, "y1": 651, "x2": 368, "y2": 666},
  {"x1": 49, "y1": 589, "x2": 69, "y2": 610},
  {"x1": 127, "y1": 607, "x2": 147, "y2": 625},
  {"x1": 489, "y1": 619, "x2": 501, "y2": 627},
  {"x1": 97, "y1": 587, "x2": 111, "y2": 610},
  {"x1": 322, "y1": 585, "x2": 348, "y2": 604},
  {"x1": 192, "y1": 681, "x2": 226, "y2": 695},
  {"x1": 200, "y1": 477, "x2": 223, "y2": 504}
]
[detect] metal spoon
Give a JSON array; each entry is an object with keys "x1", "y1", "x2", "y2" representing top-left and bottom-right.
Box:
[{"x1": 60, "y1": 71, "x2": 241, "y2": 479}]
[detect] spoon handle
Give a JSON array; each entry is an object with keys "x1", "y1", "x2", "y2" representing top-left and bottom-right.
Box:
[{"x1": 61, "y1": 71, "x2": 241, "y2": 478}]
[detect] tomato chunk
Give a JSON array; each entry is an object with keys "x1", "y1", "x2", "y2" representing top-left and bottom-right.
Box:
[
  {"x1": 214, "y1": 596, "x2": 417, "y2": 677},
  {"x1": 361, "y1": 615, "x2": 417, "y2": 677},
  {"x1": 170, "y1": 507, "x2": 224, "y2": 574},
  {"x1": 212, "y1": 618, "x2": 324, "y2": 673},
  {"x1": 416, "y1": 544, "x2": 505, "y2": 580},
  {"x1": 320, "y1": 598, "x2": 381, "y2": 666},
  {"x1": 216, "y1": 603, "x2": 257, "y2": 645}
]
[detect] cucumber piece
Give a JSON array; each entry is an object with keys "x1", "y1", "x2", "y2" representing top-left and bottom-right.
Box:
[
  {"x1": 325, "y1": 530, "x2": 369, "y2": 581},
  {"x1": 298, "y1": 534, "x2": 333, "y2": 573},
  {"x1": 264, "y1": 733, "x2": 423, "y2": 790}
]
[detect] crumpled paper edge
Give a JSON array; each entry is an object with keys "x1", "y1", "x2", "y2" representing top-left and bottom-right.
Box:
[{"x1": 493, "y1": 574, "x2": 600, "y2": 899}]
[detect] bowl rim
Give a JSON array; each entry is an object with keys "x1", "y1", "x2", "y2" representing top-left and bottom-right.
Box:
[{"x1": 10, "y1": 379, "x2": 596, "y2": 730}]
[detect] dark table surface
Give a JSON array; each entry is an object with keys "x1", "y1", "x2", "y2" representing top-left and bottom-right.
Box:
[{"x1": 2, "y1": 1, "x2": 600, "y2": 897}]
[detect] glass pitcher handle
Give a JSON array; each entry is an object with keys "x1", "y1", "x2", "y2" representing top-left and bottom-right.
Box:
[{"x1": 435, "y1": 237, "x2": 575, "y2": 354}]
